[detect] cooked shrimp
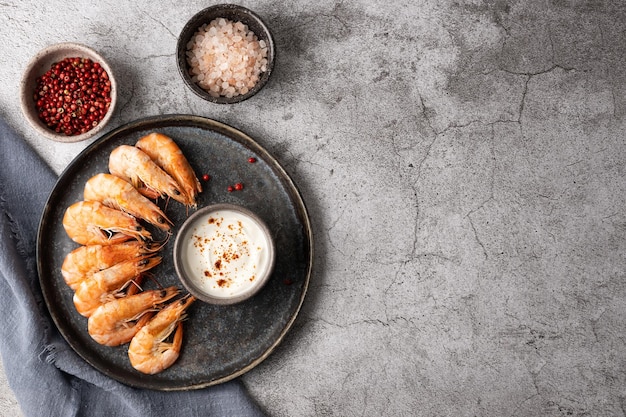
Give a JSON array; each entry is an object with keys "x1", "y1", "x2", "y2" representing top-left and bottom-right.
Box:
[
  {"x1": 84, "y1": 173, "x2": 173, "y2": 231},
  {"x1": 88, "y1": 287, "x2": 180, "y2": 346},
  {"x1": 73, "y1": 255, "x2": 162, "y2": 317},
  {"x1": 63, "y1": 201, "x2": 152, "y2": 246},
  {"x1": 135, "y1": 133, "x2": 202, "y2": 207},
  {"x1": 61, "y1": 241, "x2": 159, "y2": 290},
  {"x1": 124, "y1": 273, "x2": 145, "y2": 296},
  {"x1": 108, "y1": 145, "x2": 187, "y2": 206},
  {"x1": 128, "y1": 295, "x2": 196, "y2": 374}
]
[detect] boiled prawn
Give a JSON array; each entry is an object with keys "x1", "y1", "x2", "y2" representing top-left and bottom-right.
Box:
[
  {"x1": 87, "y1": 287, "x2": 180, "y2": 346},
  {"x1": 61, "y1": 241, "x2": 160, "y2": 290},
  {"x1": 63, "y1": 201, "x2": 151, "y2": 246},
  {"x1": 73, "y1": 255, "x2": 161, "y2": 317},
  {"x1": 128, "y1": 295, "x2": 195, "y2": 374},
  {"x1": 84, "y1": 173, "x2": 172, "y2": 231},
  {"x1": 135, "y1": 133, "x2": 202, "y2": 207},
  {"x1": 108, "y1": 145, "x2": 187, "y2": 206}
]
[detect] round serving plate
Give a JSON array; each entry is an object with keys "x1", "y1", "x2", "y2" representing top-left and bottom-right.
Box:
[{"x1": 36, "y1": 114, "x2": 312, "y2": 390}]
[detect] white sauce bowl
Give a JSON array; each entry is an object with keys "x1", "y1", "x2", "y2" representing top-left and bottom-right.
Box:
[{"x1": 174, "y1": 203, "x2": 275, "y2": 305}]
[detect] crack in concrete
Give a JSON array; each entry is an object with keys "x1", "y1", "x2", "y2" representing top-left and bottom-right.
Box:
[
  {"x1": 419, "y1": 94, "x2": 437, "y2": 136},
  {"x1": 142, "y1": 54, "x2": 173, "y2": 60},
  {"x1": 466, "y1": 124, "x2": 497, "y2": 260},
  {"x1": 477, "y1": 64, "x2": 577, "y2": 129},
  {"x1": 360, "y1": 316, "x2": 417, "y2": 327},
  {"x1": 326, "y1": 205, "x2": 348, "y2": 257},
  {"x1": 499, "y1": 63, "x2": 576, "y2": 78},
  {"x1": 467, "y1": 213, "x2": 488, "y2": 260},
  {"x1": 141, "y1": 9, "x2": 176, "y2": 39},
  {"x1": 518, "y1": 75, "x2": 530, "y2": 124},
  {"x1": 321, "y1": 1, "x2": 350, "y2": 32},
  {"x1": 411, "y1": 62, "x2": 577, "y2": 268},
  {"x1": 412, "y1": 94, "x2": 439, "y2": 184},
  {"x1": 433, "y1": 119, "x2": 484, "y2": 136}
]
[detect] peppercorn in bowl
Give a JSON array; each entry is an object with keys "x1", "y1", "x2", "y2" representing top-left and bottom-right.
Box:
[
  {"x1": 20, "y1": 42, "x2": 117, "y2": 142},
  {"x1": 176, "y1": 4, "x2": 275, "y2": 104}
]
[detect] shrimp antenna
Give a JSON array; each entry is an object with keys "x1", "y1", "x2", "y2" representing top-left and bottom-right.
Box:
[
  {"x1": 144, "y1": 241, "x2": 164, "y2": 253},
  {"x1": 116, "y1": 275, "x2": 145, "y2": 297},
  {"x1": 162, "y1": 194, "x2": 172, "y2": 212},
  {"x1": 145, "y1": 232, "x2": 170, "y2": 252},
  {"x1": 128, "y1": 277, "x2": 145, "y2": 293},
  {"x1": 142, "y1": 272, "x2": 165, "y2": 290},
  {"x1": 159, "y1": 230, "x2": 172, "y2": 247}
]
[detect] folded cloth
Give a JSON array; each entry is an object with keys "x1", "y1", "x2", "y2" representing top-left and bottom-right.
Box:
[{"x1": 0, "y1": 117, "x2": 266, "y2": 417}]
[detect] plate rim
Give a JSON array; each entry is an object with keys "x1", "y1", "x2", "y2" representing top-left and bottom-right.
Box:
[{"x1": 36, "y1": 114, "x2": 314, "y2": 390}]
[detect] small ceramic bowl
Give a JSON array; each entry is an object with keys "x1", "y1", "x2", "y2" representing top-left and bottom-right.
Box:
[
  {"x1": 174, "y1": 203, "x2": 276, "y2": 305},
  {"x1": 20, "y1": 42, "x2": 117, "y2": 143},
  {"x1": 176, "y1": 4, "x2": 275, "y2": 104}
]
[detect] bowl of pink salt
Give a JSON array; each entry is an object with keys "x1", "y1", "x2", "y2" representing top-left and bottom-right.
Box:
[{"x1": 176, "y1": 4, "x2": 275, "y2": 104}]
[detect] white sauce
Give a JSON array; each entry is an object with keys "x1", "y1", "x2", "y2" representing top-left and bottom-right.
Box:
[{"x1": 180, "y1": 209, "x2": 272, "y2": 298}]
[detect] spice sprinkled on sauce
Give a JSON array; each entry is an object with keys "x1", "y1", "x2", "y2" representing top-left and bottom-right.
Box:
[{"x1": 181, "y1": 208, "x2": 273, "y2": 299}]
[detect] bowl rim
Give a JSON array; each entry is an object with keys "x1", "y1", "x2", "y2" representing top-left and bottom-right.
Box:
[
  {"x1": 173, "y1": 202, "x2": 276, "y2": 305},
  {"x1": 176, "y1": 4, "x2": 275, "y2": 104},
  {"x1": 19, "y1": 42, "x2": 118, "y2": 143}
]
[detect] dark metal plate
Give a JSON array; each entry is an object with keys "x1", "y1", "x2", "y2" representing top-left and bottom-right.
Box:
[{"x1": 36, "y1": 115, "x2": 312, "y2": 390}]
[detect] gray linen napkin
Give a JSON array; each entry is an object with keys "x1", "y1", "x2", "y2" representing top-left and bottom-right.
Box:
[{"x1": 0, "y1": 117, "x2": 266, "y2": 417}]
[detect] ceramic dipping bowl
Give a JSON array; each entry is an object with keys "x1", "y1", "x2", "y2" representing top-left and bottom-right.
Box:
[
  {"x1": 176, "y1": 4, "x2": 275, "y2": 104},
  {"x1": 174, "y1": 203, "x2": 276, "y2": 305},
  {"x1": 20, "y1": 42, "x2": 117, "y2": 142}
]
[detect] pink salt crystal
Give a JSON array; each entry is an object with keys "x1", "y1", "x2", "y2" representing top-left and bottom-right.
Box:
[{"x1": 186, "y1": 17, "x2": 268, "y2": 98}]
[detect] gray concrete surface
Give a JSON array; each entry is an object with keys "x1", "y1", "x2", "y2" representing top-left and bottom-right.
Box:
[{"x1": 1, "y1": 1, "x2": 626, "y2": 416}]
